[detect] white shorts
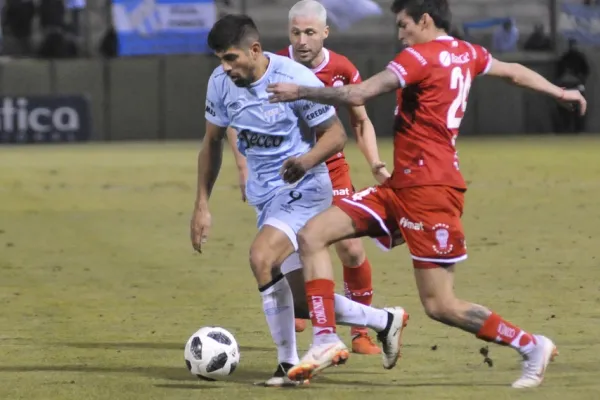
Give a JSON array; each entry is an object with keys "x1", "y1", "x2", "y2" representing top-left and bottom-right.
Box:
[{"x1": 254, "y1": 172, "x2": 332, "y2": 250}]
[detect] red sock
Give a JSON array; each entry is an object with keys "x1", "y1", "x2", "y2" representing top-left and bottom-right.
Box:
[
  {"x1": 343, "y1": 260, "x2": 373, "y2": 336},
  {"x1": 306, "y1": 279, "x2": 336, "y2": 334},
  {"x1": 476, "y1": 312, "x2": 536, "y2": 353},
  {"x1": 343, "y1": 259, "x2": 373, "y2": 306}
]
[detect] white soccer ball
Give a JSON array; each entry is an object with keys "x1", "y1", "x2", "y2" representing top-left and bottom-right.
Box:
[{"x1": 184, "y1": 326, "x2": 240, "y2": 381}]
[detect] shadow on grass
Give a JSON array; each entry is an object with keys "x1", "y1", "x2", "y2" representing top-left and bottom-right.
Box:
[
  {"x1": 54, "y1": 341, "x2": 272, "y2": 353},
  {"x1": 0, "y1": 364, "x2": 512, "y2": 388}
]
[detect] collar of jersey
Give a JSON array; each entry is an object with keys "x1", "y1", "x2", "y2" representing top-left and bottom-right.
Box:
[{"x1": 435, "y1": 35, "x2": 454, "y2": 41}]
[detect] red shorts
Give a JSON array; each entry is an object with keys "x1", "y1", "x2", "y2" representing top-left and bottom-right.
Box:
[
  {"x1": 336, "y1": 184, "x2": 468, "y2": 265},
  {"x1": 329, "y1": 161, "x2": 354, "y2": 203},
  {"x1": 328, "y1": 161, "x2": 392, "y2": 250}
]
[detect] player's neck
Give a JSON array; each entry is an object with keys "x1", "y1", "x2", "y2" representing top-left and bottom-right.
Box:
[
  {"x1": 301, "y1": 49, "x2": 326, "y2": 70},
  {"x1": 430, "y1": 29, "x2": 450, "y2": 41},
  {"x1": 252, "y1": 53, "x2": 271, "y2": 84}
]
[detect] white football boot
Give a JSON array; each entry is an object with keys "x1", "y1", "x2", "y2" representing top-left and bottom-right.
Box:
[
  {"x1": 376, "y1": 307, "x2": 410, "y2": 369},
  {"x1": 511, "y1": 335, "x2": 558, "y2": 389},
  {"x1": 287, "y1": 340, "x2": 350, "y2": 382}
]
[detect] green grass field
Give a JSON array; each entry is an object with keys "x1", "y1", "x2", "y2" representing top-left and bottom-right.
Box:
[{"x1": 1, "y1": 136, "x2": 599, "y2": 400}]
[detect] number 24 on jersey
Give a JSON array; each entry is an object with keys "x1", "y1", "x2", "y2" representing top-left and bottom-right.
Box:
[{"x1": 447, "y1": 66, "x2": 472, "y2": 130}]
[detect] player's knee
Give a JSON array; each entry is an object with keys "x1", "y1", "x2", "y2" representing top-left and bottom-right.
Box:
[
  {"x1": 297, "y1": 224, "x2": 322, "y2": 255},
  {"x1": 336, "y1": 238, "x2": 365, "y2": 267},
  {"x1": 248, "y1": 246, "x2": 275, "y2": 281},
  {"x1": 421, "y1": 297, "x2": 457, "y2": 323}
]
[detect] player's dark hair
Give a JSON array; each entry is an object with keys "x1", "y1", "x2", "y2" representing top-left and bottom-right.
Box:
[
  {"x1": 207, "y1": 14, "x2": 260, "y2": 52},
  {"x1": 391, "y1": 0, "x2": 451, "y2": 32}
]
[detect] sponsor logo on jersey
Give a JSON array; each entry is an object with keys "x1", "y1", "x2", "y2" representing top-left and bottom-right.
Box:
[
  {"x1": 238, "y1": 129, "x2": 284, "y2": 149},
  {"x1": 306, "y1": 106, "x2": 330, "y2": 121},
  {"x1": 399, "y1": 217, "x2": 424, "y2": 231},
  {"x1": 439, "y1": 51, "x2": 471, "y2": 67},
  {"x1": 333, "y1": 188, "x2": 350, "y2": 197},
  {"x1": 205, "y1": 100, "x2": 216, "y2": 116}
]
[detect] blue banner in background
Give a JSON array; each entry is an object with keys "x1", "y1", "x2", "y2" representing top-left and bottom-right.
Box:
[
  {"x1": 559, "y1": 4, "x2": 600, "y2": 46},
  {"x1": 111, "y1": 0, "x2": 217, "y2": 56}
]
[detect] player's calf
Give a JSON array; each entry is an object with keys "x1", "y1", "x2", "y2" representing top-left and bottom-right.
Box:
[
  {"x1": 414, "y1": 262, "x2": 557, "y2": 388},
  {"x1": 250, "y1": 226, "x2": 300, "y2": 370},
  {"x1": 334, "y1": 238, "x2": 380, "y2": 354}
]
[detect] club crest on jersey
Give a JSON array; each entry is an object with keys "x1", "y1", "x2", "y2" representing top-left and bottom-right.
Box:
[
  {"x1": 260, "y1": 102, "x2": 285, "y2": 123},
  {"x1": 230, "y1": 101, "x2": 242, "y2": 111},
  {"x1": 332, "y1": 74, "x2": 346, "y2": 87},
  {"x1": 432, "y1": 223, "x2": 453, "y2": 255}
]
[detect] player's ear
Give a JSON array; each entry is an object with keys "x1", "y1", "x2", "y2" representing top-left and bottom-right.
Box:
[
  {"x1": 323, "y1": 25, "x2": 330, "y2": 39},
  {"x1": 420, "y1": 13, "x2": 433, "y2": 30},
  {"x1": 249, "y1": 41, "x2": 262, "y2": 58}
]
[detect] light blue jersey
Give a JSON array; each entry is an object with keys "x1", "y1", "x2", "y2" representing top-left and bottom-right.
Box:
[{"x1": 204, "y1": 52, "x2": 336, "y2": 207}]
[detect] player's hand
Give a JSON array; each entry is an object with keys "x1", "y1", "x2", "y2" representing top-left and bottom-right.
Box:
[
  {"x1": 280, "y1": 156, "x2": 309, "y2": 183},
  {"x1": 267, "y1": 83, "x2": 300, "y2": 103},
  {"x1": 558, "y1": 89, "x2": 587, "y2": 116},
  {"x1": 371, "y1": 161, "x2": 391, "y2": 184},
  {"x1": 190, "y1": 206, "x2": 212, "y2": 253}
]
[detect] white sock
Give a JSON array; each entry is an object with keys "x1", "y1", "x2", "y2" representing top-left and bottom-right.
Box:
[
  {"x1": 334, "y1": 294, "x2": 388, "y2": 332},
  {"x1": 260, "y1": 275, "x2": 299, "y2": 365}
]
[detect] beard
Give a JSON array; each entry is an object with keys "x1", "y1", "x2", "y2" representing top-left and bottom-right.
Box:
[{"x1": 228, "y1": 72, "x2": 254, "y2": 88}]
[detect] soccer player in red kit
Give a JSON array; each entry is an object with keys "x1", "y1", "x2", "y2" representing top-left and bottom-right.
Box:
[
  {"x1": 278, "y1": 0, "x2": 391, "y2": 355},
  {"x1": 267, "y1": 0, "x2": 586, "y2": 388}
]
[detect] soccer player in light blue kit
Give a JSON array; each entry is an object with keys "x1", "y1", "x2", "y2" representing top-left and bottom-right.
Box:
[{"x1": 190, "y1": 14, "x2": 405, "y2": 387}]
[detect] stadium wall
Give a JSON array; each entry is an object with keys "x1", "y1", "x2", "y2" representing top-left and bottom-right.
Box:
[{"x1": 0, "y1": 45, "x2": 596, "y2": 140}]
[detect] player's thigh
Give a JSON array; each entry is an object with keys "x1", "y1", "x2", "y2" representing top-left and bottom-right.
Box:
[
  {"x1": 396, "y1": 186, "x2": 467, "y2": 266},
  {"x1": 265, "y1": 172, "x2": 333, "y2": 251},
  {"x1": 334, "y1": 185, "x2": 396, "y2": 242},
  {"x1": 299, "y1": 206, "x2": 360, "y2": 251}
]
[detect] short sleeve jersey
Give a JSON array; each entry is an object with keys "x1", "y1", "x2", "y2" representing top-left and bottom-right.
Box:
[{"x1": 385, "y1": 36, "x2": 492, "y2": 190}]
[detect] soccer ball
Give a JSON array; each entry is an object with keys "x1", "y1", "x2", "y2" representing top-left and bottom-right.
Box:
[{"x1": 184, "y1": 326, "x2": 240, "y2": 381}]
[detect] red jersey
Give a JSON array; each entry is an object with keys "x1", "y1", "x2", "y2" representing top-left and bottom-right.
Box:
[
  {"x1": 277, "y1": 46, "x2": 362, "y2": 171},
  {"x1": 385, "y1": 36, "x2": 492, "y2": 190}
]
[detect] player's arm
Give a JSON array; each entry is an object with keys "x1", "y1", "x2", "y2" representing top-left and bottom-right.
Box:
[
  {"x1": 195, "y1": 74, "x2": 230, "y2": 208},
  {"x1": 348, "y1": 105, "x2": 390, "y2": 183},
  {"x1": 294, "y1": 71, "x2": 347, "y2": 168},
  {"x1": 281, "y1": 78, "x2": 347, "y2": 184},
  {"x1": 225, "y1": 127, "x2": 247, "y2": 176},
  {"x1": 194, "y1": 121, "x2": 227, "y2": 208},
  {"x1": 225, "y1": 127, "x2": 248, "y2": 202},
  {"x1": 268, "y1": 69, "x2": 399, "y2": 107},
  {"x1": 486, "y1": 58, "x2": 587, "y2": 115},
  {"x1": 300, "y1": 114, "x2": 347, "y2": 169}
]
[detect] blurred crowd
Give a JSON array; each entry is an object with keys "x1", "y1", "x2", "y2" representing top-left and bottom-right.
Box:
[
  {"x1": 0, "y1": 0, "x2": 594, "y2": 133},
  {"x1": 1, "y1": 0, "x2": 85, "y2": 58}
]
